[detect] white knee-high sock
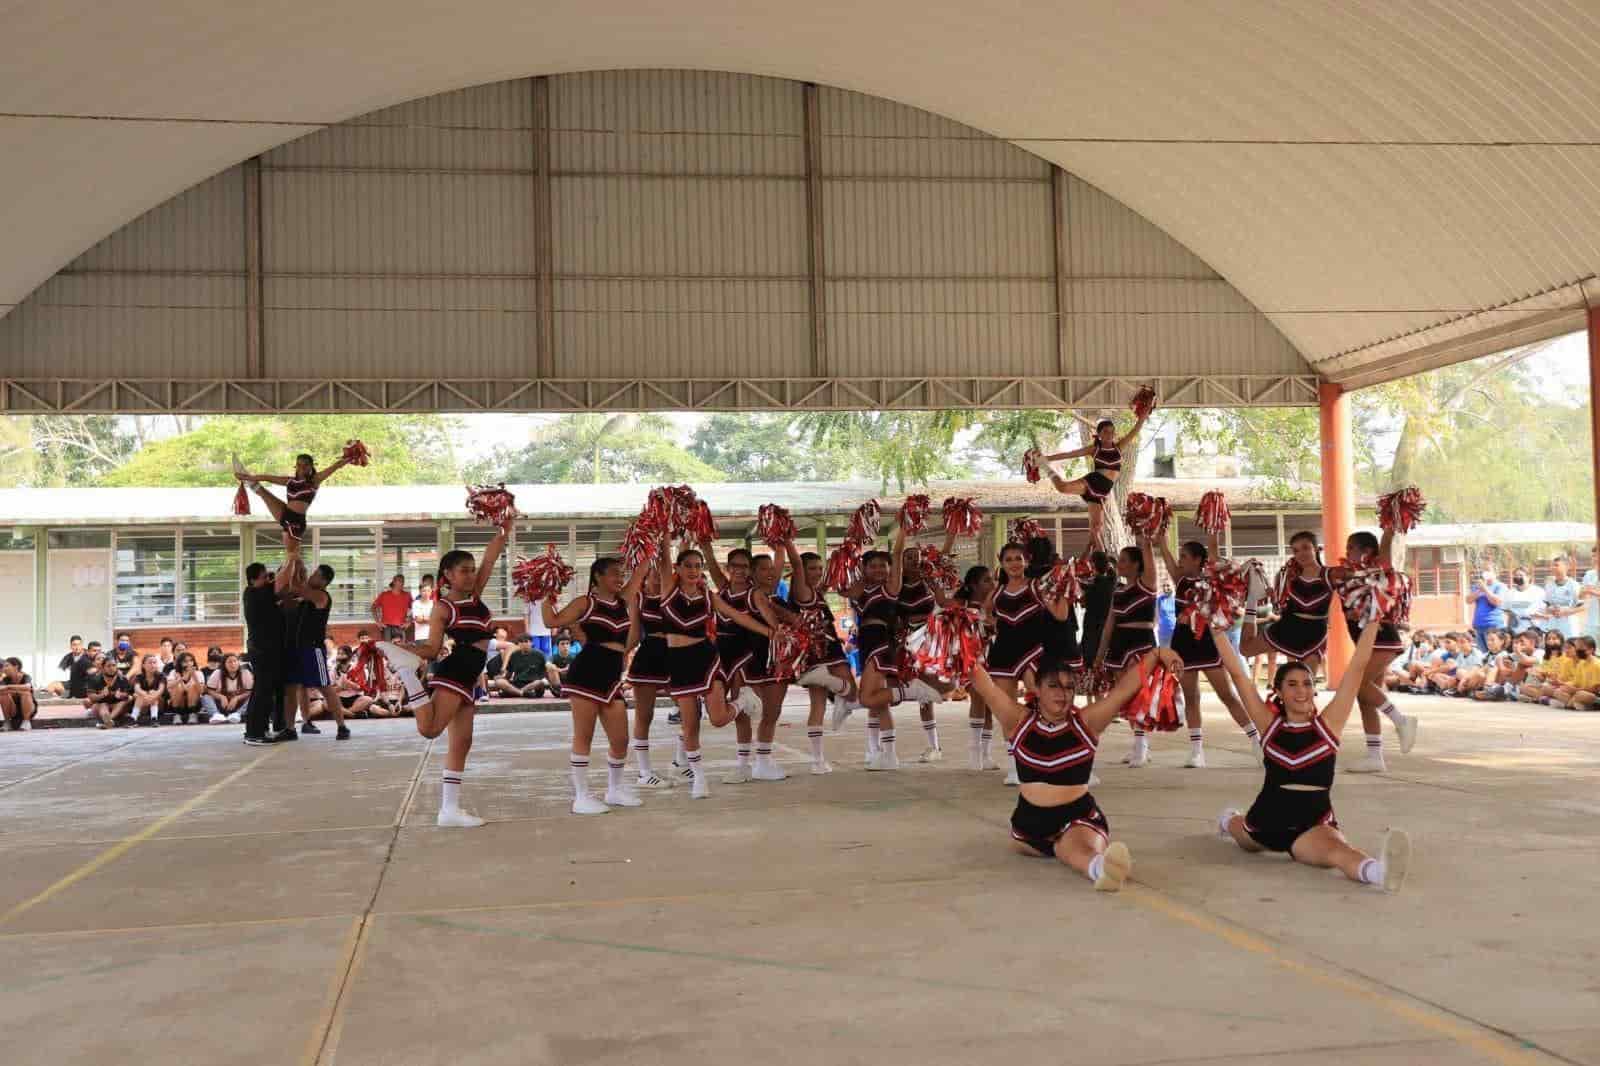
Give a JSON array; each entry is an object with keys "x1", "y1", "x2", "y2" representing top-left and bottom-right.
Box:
[
  {"x1": 686, "y1": 748, "x2": 704, "y2": 783},
  {"x1": 570, "y1": 754, "x2": 591, "y2": 798},
  {"x1": 1242, "y1": 722, "x2": 1260, "y2": 743},
  {"x1": 1086, "y1": 853, "x2": 1105, "y2": 883},
  {"x1": 866, "y1": 713, "x2": 881, "y2": 756},
  {"x1": 1358, "y1": 857, "x2": 1385, "y2": 885},
  {"x1": 1366, "y1": 733, "x2": 1383, "y2": 754},
  {"x1": 1379, "y1": 700, "x2": 1407, "y2": 726},
  {"x1": 968, "y1": 717, "x2": 984, "y2": 751},
  {"x1": 880, "y1": 728, "x2": 896, "y2": 754},
  {"x1": 396, "y1": 667, "x2": 426, "y2": 703},
  {"x1": 735, "y1": 743, "x2": 751, "y2": 770},
  {"x1": 1189, "y1": 728, "x2": 1204, "y2": 755},
  {"x1": 441, "y1": 767, "x2": 463, "y2": 814},
  {"x1": 607, "y1": 756, "x2": 625, "y2": 791},
  {"x1": 632, "y1": 738, "x2": 653, "y2": 775},
  {"x1": 981, "y1": 727, "x2": 993, "y2": 755},
  {"x1": 922, "y1": 717, "x2": 940, "y2": 751},
  {"x1": 808, "y1": 728, "x2": 825, "y2": 762}
]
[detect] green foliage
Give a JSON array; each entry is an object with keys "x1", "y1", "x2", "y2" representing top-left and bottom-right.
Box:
[
  {"x1": 786, "y1": 411, "x2": 975, "y2": 489},
  {"x1": 1, "y1": 415, "x2": 138, "y2": 487},
  {"x1": 96, "y1": 415, "x2": 460, "y2": 487},
  {"x1": 472, "y1": 414, "x2": 724, "y2": 485},
  {"x1": 687, "y1": 414, "x2": 854, "y2": 482}
]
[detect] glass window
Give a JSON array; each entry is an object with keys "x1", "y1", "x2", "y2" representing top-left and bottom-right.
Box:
[
  {"x1": 317, "y1": 527, "x2": 380, "y2": 621},
  {"x1": 48, "y1": 529, "x2": 111, "y2": 549},
  {"x1": 114, "y1": 532, "x2": 177, "y2": 626},
  {"x1": 254, "y1": 527, "x2": 289, "y2": 575},
  {"x1": 181, "y1": 529, "x2": 240, "y2": 623},
  {"x1": 379, "y1": 525, "x2": 439, "y2": 597},
  {"x1": 0, "y1": 528, "x2": 36, "y2": 551}
]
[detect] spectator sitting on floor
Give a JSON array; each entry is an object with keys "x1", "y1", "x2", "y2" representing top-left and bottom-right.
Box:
[
  {"x1": 1, "y1": 657, "x2": 38, "y2": 731},
  {"x1": 155, "y1": 637, "x2": 176, "y2": 673},
  {"x1": 1385, "y1": 631, "x2": 1434, "y2": 690},
  {"x1": 202, "y1": 646, "x2": 225, "y2": 682},
  {"x1": 1453, "y1": 628, "x2": 1510, "y2": 698},
  {"x1": 307, "y1": 672, "x2": 377, "y2": 721},
  {"x1": 1476, "y1": 631, "x2": 1538, "y2": 701},
  {"x1": 1538, "y1": 636, "x2": 1600, "y2": 710},
  {"x1": 86, "y1": 655, "x2": 134, "y2": 728},
  {"x1": 1519, "y1": 639, "x2": 1576, "y2": 704},
  {"x1": 206, "y1": 652, "x2": 253, "y2": 723},
  {"x1": 47, "y1": 635, "x2": 90, "y2": 698},
  {"x1": 1500, "y1": 567, "x2": 1547, "y2": 635},
  {"x1": 1425, "y1": 633, "x2": 1482, "y2": 695},
  {"x1": 129, "y1": 654, "x2": 169, "y2": 726},
  {"x1": 546, "y1": 634, "x2": 576, "y2": 696},
  {"x1": 1539, "y1": 628, "x2": 1565, "y2": 663},
  {"x1": 113, "y1": 634, "x2": 138, "y2": 675},
  {"x1": 1404, "y1": 632, "x2": 1455, "y2": 691},
  {"x1": 166, "y1": 651, "x2": 207, "y2": 723},
  {"x1": 490, "y1": 632, "x2": 549, "y2": 698}
]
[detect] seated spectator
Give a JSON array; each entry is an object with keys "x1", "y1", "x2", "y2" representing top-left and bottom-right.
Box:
[
  {"x1": 1, "y1": 657, "x2": 38, "y2": 731},
  {"x1": 491, "y1": 632, "x2": 549, "y2": 698},
  {"x1": 1476, "y1": 631, "x2": 1539, "y2": 701},
  {"x1": 85, "y1": 655, "x2": 135, "y2": 728},
  {"x1": 130, "y1": 654, "x2": 168, "y2": 726},
  {"x1": 166, "y1": 651, "x2": 207, "y2": 723},
  {"x1": 488, "y1": 625, "x2": 512, "y2": 658},
  {"x1": 1385, "y1": 632, "x2": 1434, "y2": 690},
  {"x1": 484, "y1": 631, "x2": 512, "y2": 690},
  {"x1": 156, "y1": 638, "x2": 176, "y2": 673},
  {"x1": 1519, "y1": 639, "x2": 1576, "y2": 704},
  {"x1": 1425, "y1": 633, "x2": 1482, "y2": 695},
  {"x1": 206, "y1": 652, "x2": 253, "y2": 723},
  {"x1": 113, "y1": 634, "x2": 138, "y2": 675},
  {"x1": 47, "y1": 635, "x2": 92, "y2": 698},
  {"x1": 202, "y1": 646, "x2": 225, "y2": 682},
  {"x1": 1454, "y1": 629, "x2": 1510, "y2": 698},
  {"x1": 1541, "y1": 637, "x2": 1600, "y2": 709},
  {"x1": 1539, "y1": 628, "x2": 1564, "y2": 662},
  {"x1": 1404, "y1": 632, "x2": 1456, "y2": 692},
  {"x1": 546, "y1": 635, "x2": 576, "y2": 696}
]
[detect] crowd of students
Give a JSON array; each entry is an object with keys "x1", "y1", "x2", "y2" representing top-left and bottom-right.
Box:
[{"x1": 1385, "y1": 626, "x2": 1600, "y2": 709}]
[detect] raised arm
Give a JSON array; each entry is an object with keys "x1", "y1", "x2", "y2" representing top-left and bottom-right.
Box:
[
  {"x1": 1155, "y1": 537, "x2": 1181, "y2": 578},
  {"x1": 1137, "y1": 534, "x2": 1157, "y2": 585},
  {"x1": 1080, "y1": 647, "x2": 1184, "y2": 736},
  {"x1": 1214, "y1": 627, "x2": 1277, "y2": 735},
  {"x1": 311, "y1": 456, "x2": 354, "y2": 488},
  {"x1": 1044, "y1": 443, "x2": 1093, "y2": 462},
  {"x1": 700, "y1": 540, "x2": 730, "y2": 590},
  {"x1": 885, "y1": 525, "x2": 907, "y2": 598},
  {"x1": 783, "y1": 541, "x2": 812, "y2": 604},
  {"x1": 655, "y1": 534, "x2": 675, "y2": 595},
  {"x1": 1318, "y1": 623, "x2": 1382, "y2": 737},
  {"x1": 470, "y1": 523, "x2": 510, "y2": 600},
  {"x1": 274, "y1": 554, "x2": 303, "y2": 597},
  {"x1": 1116, "y1": 411, "x2": 1149, "y2": 450},
  {"x1": 969, "y1": 663, "x2": 1029, "y2": 737}
]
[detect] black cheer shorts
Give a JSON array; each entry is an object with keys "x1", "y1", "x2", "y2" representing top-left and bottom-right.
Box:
[
  {"x1": 624, "y1": 636, "x2": 671, "y2": 686},
  {"x1": 1102, "y1": 626, "x2": 1157, "y2": 670},
  {"x1": 1011, "y1": 792, "x2": 1110, "y2": 855},
  {"x1": 1170, "y1": 625, "x2": 1222, "y2": 672},
  {"x1": 1243, "y1": 787, "x2": 1338, "y2": 854},
  {"x1": 1081, "y1": 471, "x2": 1115, "y2": 504},
  {"x1": 563, "y1": 644, "x2": 626, "y2": 704},
  {"x1": 428, "y1": 645, "x2": 487, "y2": 703},
  {"x1": 1262, "y1": 614, "x2": 1329, "y2": 661},
  {"x1": 667, "y1": 639, "x2": 722, "y2": 697}
]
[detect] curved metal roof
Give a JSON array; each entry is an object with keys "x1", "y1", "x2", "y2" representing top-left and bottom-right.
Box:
[{"x1": 4, "y1": 0, "x2": 1599, "y2": 391}]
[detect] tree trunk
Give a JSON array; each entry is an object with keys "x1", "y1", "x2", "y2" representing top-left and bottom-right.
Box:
[{"x1": 1387, "y1": 416, "x2": 1422, "y2": 491}]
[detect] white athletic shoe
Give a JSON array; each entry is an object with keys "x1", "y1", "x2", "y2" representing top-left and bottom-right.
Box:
[
  {"x1": 919, "y1": 747, "x2": 944, "y2": 764},
  {"x1": 1128, "y1": 745, "x2": 1152, "y2": 769},
  {"x1": 1217, "y1": 807, "x2": 1242, "y2": 838},
  {"x1": 227, "y1": 712, "x2": 241, "y2": 724},
  {"x1": 375, "y1": 641, "x2": 422, "y2": 672},
  {"x1": 635, "y1": 772, "x2": 675, "y2": 789},
  {"x1": 722, "y1": 765, "x2": 754, "y2": 784},
  {"x1": 231, "y1": 453, "x2": 247, "y2": 479},
  {"x1": 571, "y1": 794, "x2": 611, "y2": 815},
  {"x1": 830, "y1": 695, "x2": 854, "y2": 733},
  {"x1": 1379, "y1": 828, "x2": 1411, "y2": 893},
  {"x1": 734, "y1": 689, "x2": 762, "y2": 718},
  {"x1": 865, "y1": 748, "x2": 900, "y2": 771},
  {"x1": 1004, "y1": 761, "x2": 1019, "y2": 786},
  {"x1": 904, "y1": 679, "x2": 942, "y2": 705},
  {"x1": 603, "y1": 788, "x2": 643, "y2": 808},
  {"x1": 1184, "y1": 749, "x2": 1207, "y2": 769},
  {"x1": 798, "y1": 665, "x2": 843, "y2": 693},
  {"x1": 20, "y1": 720, "x2": 32, "y2": 731},
  {"x1": 436, "y1": 808, "x2": 485, "y2": 828},
  {"x1": 1347, "y1": 751, "x2": 1387, "y2": 774},
  {"x1": 1396, "y1": 715, "x2": 1419, "y2": 755},
  {"x1": 751, "y1": 759, "x2": 788, "y2": 781},
  {"x1": 810, "y1": 760, "x2": 833, "y2": 775},
  {"x1": 1088, "y1": 772, "x2": 1101, "y2": 787},
  {"x1": 981, "y1": 752, "x2": 1001, "y2": 771},
  {"x1": 690, "y1": 774, "x2": 711, "y2": 799},
  {"x1": 1093, "y1": 841, "x2": 1132, "y2": 893}
]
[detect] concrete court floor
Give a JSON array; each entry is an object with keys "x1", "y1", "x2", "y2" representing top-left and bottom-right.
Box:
[{"x1": 0, "y1": 694, "x2": 1597, "y2": 1066}]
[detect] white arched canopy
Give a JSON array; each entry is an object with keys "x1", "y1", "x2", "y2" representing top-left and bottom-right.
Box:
[{"x1": 4, "y1": 1, "x2": 1600, "y2": 411}]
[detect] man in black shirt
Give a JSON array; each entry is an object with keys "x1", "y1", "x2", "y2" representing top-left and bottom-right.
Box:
[
  {"x1": 285, "y1": 562, "x2": 348, "y2": 740},
  {"x1": 242, "y1": 560, "x2": 296, "y2": 744},
  {"x1": 49, "y1": 636, "x2": 98, "y2": 699},
  {"x1": 1081, "y1": 551, "x2": 1118, "y2": 668},
  {"x1": 85, "y1": 656, "x2": 135, "y2": 727}
]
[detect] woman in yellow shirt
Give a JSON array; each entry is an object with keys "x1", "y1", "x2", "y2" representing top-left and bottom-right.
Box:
[
  {"x1": 1549, "y1": 637, "x2": 1600, "y2": 709},
  {"x1": 1518, "y1": 641, "x2": 1576, "y2": 703}
]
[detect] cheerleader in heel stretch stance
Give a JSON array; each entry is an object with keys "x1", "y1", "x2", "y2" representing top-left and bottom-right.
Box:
[
  {"x1": 1329, "y1": 528, "x2": 1420, "y2": 773},
  {"x1": 785, "y1": 543, "x2": 857, "y2": 775},
  {"x1": 374, "y1": 519, "x2": 511, "y2": 828},
  {"x1": 1093, "y1": 534, "x2": 1159, "y2": 767},
  {"x1": 543, "y1": 556, "x2": 650, "y2": 815},
  {"x1": 1041, "y1": 409, "x2": 1150, "y2": 548},
  {"x1": 1155, "y1": 532, "x2": 1262, "y2": 768},
  {"x1": 234, "y1": 451, "x2": 357, "y2": 547},
  {"x1": 1214, "y1": 622, "x2": 1412, "y2": 892},
  {"x1": 970, "y1": 647, "x2": 1183, "y2": 892}
]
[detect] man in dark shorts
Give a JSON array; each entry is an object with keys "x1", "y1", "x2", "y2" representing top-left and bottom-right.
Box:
[
  {"x1": 242, "y1": 558, "x2": 296, "y2": 745},
  {"x1": 491, "y1": 632, "x2": 549, "y2": 697},
  {"x1": 286, "y1": 562, "x2": 349, "y2": 740}
]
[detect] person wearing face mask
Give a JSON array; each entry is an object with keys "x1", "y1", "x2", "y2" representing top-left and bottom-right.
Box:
[
  {"x1": 1519, "y1": 637, "x2": 1576, "y2": 704},
  {"x1": 113, "y1": 633, "x2": 138, "y2": 675},
  {"x1": 1465, "y1": 563, "x2": 1507, "y2": 653},
  {"x1": 1563, "y1": 637, "x2": 1600, "y2": 710},
  {"x1": 1499, "y1": 567, "x2": 1546, "y2": 635}
]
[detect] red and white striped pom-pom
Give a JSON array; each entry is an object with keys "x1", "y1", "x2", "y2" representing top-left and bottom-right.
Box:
[
  {"x1": 1123, "y1": 492, "x2": 1172, "y2": 540},
  {"x1": 686, "y1": 498, "x2": 718, "y2": 543},
  {"x1": 846, "y1": 500, "x2": 881, "y2": 544},
  {"x1": 1125, "y1": 663, "x2": 1183, "y2": 732},
  {"x1": 918, "y1": 544, "x2": 960, "y2": 595},
  {"x1": 1196, "y1": 490, "x2": 1230, "y2": 535},
  {"x1": 1338, "y1": 562, "x2": 1413, "y2": 627},
  {"x1": 768, "y1": 623, "x2": 819, "y2": 682},
  {"x1": 1179, "y1": 560, "x2": 1250, "y2": 637},
  {"x1": 641, "y1": 487, "x2": 676, "y2": 536},
  {"x1": 344, "y1": 638, "x2": 386, "y2": 696},
  {"x1": 756, "y1": 503, "x2": 798, "y2": 548},
  {"x1": 1042, "y1": 556, "x2": 1091, "y2": 607},
  {"x1": 912, "y1": 604, "x2": 986, "y2": 686},
  {"x1": 1130, "y1": 385, "x2": 1158, "y2": 420},
  {"x1": 1076, "y1": 665, "x2": 1115, "y2": 699},
  {"x1": 898, "y1": 493, "x2": 931, "y2": 535},
  {"x1": 1271, "y1": 555, "x2": 1302, "y2": 609},
  {"x1": 824, "y1": 540, "x2": 864, "y2": 592},
  {"x1": 231, "y1": 483, "x2": 251, "y2": 516},
  {"x1": 341, "y1": 439, "x2": 370, "y2": 467},
  {"x1": 941, "y1": 496, "x2": 983, "y2": 537},
  {"x1": 465, "y1": 483, "x2": 517, "y2": 528},
  {"x1": 1022, "y1": 448, "x2": 1043, "y2": 484},
  {"x1": 1376, "y1": 485, "x2": 1427, "y2": 533},
  {"x1": 619, "y1": 519, "x2": 660, "y2": 573},
  {"x1": 511, "y1": 544, "x2": 575, "y2": 602},
  {"x1": 1008, "y1": 517, "x2": 1046, "y2": 545}
]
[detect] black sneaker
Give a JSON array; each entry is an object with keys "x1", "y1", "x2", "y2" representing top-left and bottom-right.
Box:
[
  {"x1": 243, "y1": 734, "x2": 273, "y2": 746},
  {"x1": 336, "y1": 725, "x2": 350, "y2": 740},
  {"x1": 300, "y1": 721, "x2": 321, "y2": 734},
  {"x1": 271, "y1": 728, "x2": 298, "y2": 742}
]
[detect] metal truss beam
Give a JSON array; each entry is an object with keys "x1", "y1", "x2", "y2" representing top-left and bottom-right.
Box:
[{"x1": 0, "y1": 375, "x2": 1322, "y2": 414}]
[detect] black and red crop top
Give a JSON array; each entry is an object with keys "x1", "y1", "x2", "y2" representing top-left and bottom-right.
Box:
[
  {"x1": 1279, "y1": 569, "x2": 1334, "y2": 616},
  {"x1": 897, "y1": 579, "x2": 935, "y2": 625},
  {"x1": 1012, "y1": 707, "x2": 1098, "y2": 786},
  {"x1": 1092, "y1": 442, "x2": 1122, "y2": 473},
  {"x1": 852, "y1": 583, "x2": 899, "y2": 628},
  {"x1": 578, "y1": 594, "x2": 631, "y2": 646},
  {"x1": 441, "y1": 596, "x2": 492, "y2": 643},
  {"x1": 993, "y1": 580, "x2": 1045, "y2": 632},
  {"x1": 661, "y1": 588, "x2": 713, "y2": 638},
  {"x1": 1111, "y1": 578, "x2": 1157, "y2": 626},
  {"x1": 286, "y1": 476, "x2": 317, "y2": 505},
  {"x1": 639, "y1": 594, "x2": 665, "y2": 638},
  {"x1": 1260, "y1": 709, "x2": 1339, "y2": 790}
]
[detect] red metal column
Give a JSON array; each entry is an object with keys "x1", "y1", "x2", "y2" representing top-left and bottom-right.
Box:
[
  {"x1": 1590, "y1": 306, "x2": 1600, "y2": 559},
  {"x1": 1320, "y1": 381, "x2": 1355, "y2": 687}
]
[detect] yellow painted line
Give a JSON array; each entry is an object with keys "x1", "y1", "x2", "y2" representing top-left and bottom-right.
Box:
[
  {"x1": 300, "y1": 916, "x2": 364, "y2": 1066},
  {"x1": 1123, "y1": 885, "x2": 1551, "y2": 1066},
  {"x1": 0, "y1": 912, "x2": 356, "y2": 942},
  {"x1": 0, "y1": 749, "x2": 279, "y2": 929}
]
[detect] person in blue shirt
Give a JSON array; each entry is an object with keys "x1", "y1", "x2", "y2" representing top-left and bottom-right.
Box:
[
  {"x1": 1465, "y1": 563, "x2": 1507, "y2": 652},
  {"x1": 1156, "y1": 582, "x2": 1177, "y2": 647}
]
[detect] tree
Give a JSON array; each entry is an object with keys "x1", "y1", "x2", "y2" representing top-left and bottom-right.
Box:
[
  {"x1": 786, "y1": 411, "x2": 975, "y2": 489},
  {"x1": 688, "y1": 414, "x2": 853, "y2": 481},
  {"x1": 472, "y1": 414, "x2": 724, "y2": 485},
  {"x1": 0, "y1": 414, "x2": 139, "y2": 486},
  {"x1": 96, "y1": 414, "x2": 460, "y2": 487}
]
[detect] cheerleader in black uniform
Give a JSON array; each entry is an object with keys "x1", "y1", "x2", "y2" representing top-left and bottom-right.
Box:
[
  {"x1": 375, "y1": 519, "x2": 510, "y2": 828},
  {"x1": 955, "y1": 565, "x2": 1000, "y2": 771},
  {"x1": 1155, "y1": 534, "x2": 1260, "y2": 768},
  {"x1": 1041, "y1": 408, "x2": 1150, "y2": 548},
  {"x1": 970, "y1": 646, "x2": 1184, "y2": 891},
  {"x1": 543, "y1": 556, "x2": 650, "y2": 815},
  {"x1": 988, "y1": 540, "x2": 1077, "y2": 785},
  {"x1": 233, "y1": 451, "x2": 357, "y2": 548},
  {"x1": 898, "y1": 529, "x2": 959, "y2": 763},
  {"x1": 787, "y1": 543, "x2": 856, "y2": 775},
  {"x1": 1238, "y1": 530, "x2": 1334, "y2": 673},
  {"x1": 701, "y1": 544, "x2": 762, "y2": 722},
  {"x1": 1024, "y1": 535, "x2": 1082, "y2": 671},
  {"x1": 723, "y1": 547, "x2": 802, "y2": 784},
  {"x1": 1092, "y1": 534, "x2": 1159, "y2": 767},
  {"x1": 1329, "y1": 528, "x2": 1420, "y2": 774},
  {"x1": 1214, "y1": 622, "x2": 1411, "y2": 892},
  {"x1": 660, "y1": 548, "x2": 771, "y2": 799},
  {"x1": 624, "y1": 535, "x2": 676, "y2": 789}
]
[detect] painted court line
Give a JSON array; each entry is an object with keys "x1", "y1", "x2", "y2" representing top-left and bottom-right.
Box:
[
  {"x1": 0, "y1": 735, "x2": 148, "y2": 793},
  {"x1": 0, "y1": 748, "x2": 279, "y2": 929}
]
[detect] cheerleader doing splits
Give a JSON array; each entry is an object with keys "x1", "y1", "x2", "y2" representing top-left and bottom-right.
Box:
[
  {"x1": 1330, "y1": 528, "x2": 1420, "y2": 773},
  {"x1": 1214, "y1": 622, "x2": 1412, "y2": 892},
  {"x1": 543, "y1": 556, "x2": 649, "y2": 815},
  {"x1": 787, "y1": 544, "x2": 857, "y2": 775},
  {"x1": 847, "y1": 526, "x2": 943, "y2": 771},
  {"x1": 1155, "y1": 533, "x2": 1262, "y2": 768},
  {"x1": 375, "y1": 520, "x2": 511, "y2": 828},
  {"x1": 1238, "y1": 531, "x2": 1334, "y2": 673},
  {"x1": 1092, "y1": 534, "x2": 1160, "y2": 767},
  {"x1": 970, "y1": 647, "x2": 1184, "y2": 892},
  {"x1": 1041, "y1": 408, "x2": 1150, "y2": 547},
  {"x1": 234, "y1": 451, "x2": 357, "y2": 546}
]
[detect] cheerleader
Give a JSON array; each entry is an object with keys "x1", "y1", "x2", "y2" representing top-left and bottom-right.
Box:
[
  {"x1": 786, "y1": 543, "x2": 856, "y2": 775},
  {"x1": 1155, "y1": 534, "x2": 1262, "y2": 768},
  {"x1": 660, "y1": 548, "x2": 771, "y2": 799},
  {"x1": 1041, "y1": 408, "x2": 1150, "y2": 547},
  {"x1": 1214, "y1": 622, "x2": 1411, "y2": 892},
  {"x1": 233, "y1": 451, "x2": 357, "y2": 547},
  {"x1": 898, "y1": 531, "x2": 959, "y2": 762},
  {"x1": 1330, "y1": 528, "x2": 1420, "y2": 773},
  {"x1": 700, "y1": 544, "x2": 763, "y2": 720},
  {"x1": 987, "y1": 541, "x2": 1074, "y2": 694},
  {"x1": 954, "y1": 565, "x2": 1000, "y2": 770},
  {"x1": 623, "y1": 536, "x2": 676, "y2": 789},
  {"x1": 1238, "y1": 531, "x2": 1333, "y2": 672},
  {"x1": 542, "y1": 557, "x2": 650, "y2": 815},
  {"x1": 1025, "y1": 535, "x2": 1082, "y2": 670},
  {"x1": 723, "y1": 547, "x2": 800, "y2": 784},
  {"x1": 847, "y1": 525, "x2": 942, "y2": 771},
  {"x1": 1092, "y1": 534, "x2": 1159, "y2": 766},
  {"x1": 375, "y1": 519, "x2": 511, "y2": 828},
  {"x1": 970, "y1": 646, "x2": 1183, "y2": 891}
]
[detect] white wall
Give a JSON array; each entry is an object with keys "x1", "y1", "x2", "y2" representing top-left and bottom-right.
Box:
[
  {"x1": 46, "y1": 547, "x2": 112, "y2": 680},
  {"x1": 0, "y1": 551, "x2": 37, "y2": 677}
]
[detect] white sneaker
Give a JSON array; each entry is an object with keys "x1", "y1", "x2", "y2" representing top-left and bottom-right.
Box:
[
  {"x1": 20, "y1": 719, "x2": 32, "y2": 731},
  {"x1": 1004, "y1": 761, "x2": 1019, "y2": 786},
  {"x1": 571, "y1": 794, "x2": 611, "y2": 815},
  {"x1": 1347, "y1": 750, "x2": 1387, "y2": 774},
  {"x1": 919, "y1": 747, "x2": 944, "y2": 764},
  {"x1": 810, "y1": 760, "x2": 833, "y2": 775},
  {"x1": 690, "y1": 774, "x2": 711, "y2": 799},
  {"x1": 981, "y1": 752, "x2": 1000, "y2": 771},
  {"x1": 227, "y1": 712, "x2": 241, "y2": 724},
  {"x1": 1128, "y1": 744, "x2": 1151, "y2": 768},
  {"x1": 1379, "y1": 828, "x2": 1411, "y2": 893},
  {"x1": 866, "y1": 748, "x2": 900, "y2": 771},
  {"x1": 1396, "y1": 715, "x2": 1419, "y2": 755},
  {"x1": 603, "y1": 788, "x2": 643, "y2": 808},
  {"x1": 904, "y1": 679, "x2": 942, "y2": 705},
  {"x1": 1217, "y1": 807, "x2": 1242, "y2": 838},
  {"x1": 722, "y1": 765, "x2": 754, "y2": 784},
  {"x1": 1093, "y1": 841, "x2": 1132, "y2": 893},
  {"x1": 231, "y1": 453, "x2": 247, "y2": 479},
  {"x1": 437, "y1": 808, "x2": 485, "y2": 828},
  {"x1": 830, "y1": 696, "x2": 853, "y2": 733},
  {"x1": 751, "y1": 759, "x2": 787, "y2": 781},
  {"x1": 1184, "y1": 748, "x2": 1207, "y2": 769},
  {"x1": 798, "y1": 665, "x2": 843, "y2": 692},
  {"x1": 636, "y1": 772, "x2": 675, "y2": 789},
  {"x1": 376, "y1": 641, "x2": 422, "y2": 672}
]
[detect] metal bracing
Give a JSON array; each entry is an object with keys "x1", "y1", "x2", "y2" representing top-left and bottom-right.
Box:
[{"x1": 0, "y1": 374, "x2": 1321, "y2": 413}]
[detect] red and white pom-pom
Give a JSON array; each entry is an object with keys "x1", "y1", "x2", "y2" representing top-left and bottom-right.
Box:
[
  {"x1": 941, "y1": 496, "x2": 983, "y2": 537},
  {"x1": 1008, "y1": 518, "x2": 1046, "y2": 545},
  {"x1": 1076, "y1": 665, "x2": 1115, "y2": 698},
  {"x1": 912, "y1": 604, "x2": 986, "y2": 685},
  {"x1": 1042, "y1": 555, "x2": 1093, "y2": 607},
  {"x1": 686, "y1": 498, "x2": 718, "y2": 543},
  {"x1": 231, "y1": 483, "x2": 251, "y2": 516},
  {"x1": 1271, "y1": 556, "x2": 1302, "y2": 609},
  {"x1": 1181, "y1": 560, "x2": 1249, "y2": 636},
  {"x1": 1338, "y1": 562, "x2": 1413, "y2": 627},
  {"x1": 619, "y1": 519, "x2": 660, "y2": 572},
  {"x1": 1123, "y1": 492, "x2": 1172, "y2": 540},
  {"x1": 1376, "y1": 485, "x2": 1427, "y2": 533},
  {"x1": 1196, "y1": 490, "x2": 1230, "y2": 536},
  {"x1": 641, "y1": 487, "x2": 676, "y2": 536},
  {"x1": 1125, "y1": 663, "x2": 1183, "y2": 732},
  {"x1": 344, "y1": 638, "x2": 387, "y2": 696},
  {"x1": 511, "y1": 544, "x2": 575, "y2": 602},
  {"x1": 341, "y1": 439, "x2": 370, "y2": 467},
  {"x1": 918, "y1": 545, "x2": 960, "y2": 595},
  {"x1": 846, "y1": 500, "x2": 881, "y2": 544},
  {"x1": 1130, "y1": 385, "x2": 1158, "y2": 420},
  {"x1": 824, "y1": 540, "x2": 863, "y2": 592},
  {"x1": 756, "y1": 503, "x2": 798, "y2": 548},
  {"x1": 768, "y1": 623, "x2": 818, "y2": 682},
  {"x1": 465, "y1": 483, "x2": 517, "y2": 527},
  {"x1": 898, "y1": 494, "x2": 931, "y2": 535},
  {"x1": 1022, "y1": 448, "x2": 1043, "y2": 484}
]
